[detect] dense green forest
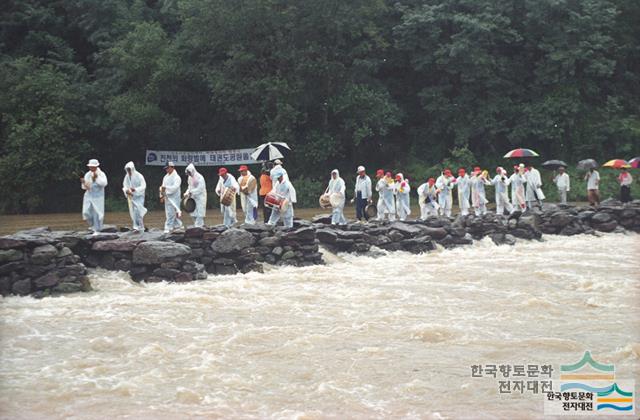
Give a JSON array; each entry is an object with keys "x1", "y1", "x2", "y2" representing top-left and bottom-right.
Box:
[{"x1": 1, "y1": 0, "x2": 638, "y2": 213}]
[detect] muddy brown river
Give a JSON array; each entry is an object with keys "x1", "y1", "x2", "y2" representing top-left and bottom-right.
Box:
[{"x1": 0, "y1": 233, "x2": 639, "y2": 419}]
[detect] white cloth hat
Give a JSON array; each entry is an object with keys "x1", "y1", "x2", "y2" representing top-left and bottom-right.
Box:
[
  {"x1": 357, "y1": 165, "x2": 365, "y2": 173},
  {"x1": 87, "y1": 159, "x2": 100, "y2": 167},
  {"x1": 274, "y1": 159, "x2": 283, "y2": 165}
]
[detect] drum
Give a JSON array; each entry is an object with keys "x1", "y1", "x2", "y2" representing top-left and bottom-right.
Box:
[
  {"x1": 220, "y1": 188, "x2": 235, "y2": 206},
  {"x1": 182, "y1": 196, "x2": 196, "y2": 213},
  {"x1": 240, "y1": 176, "x2": 257, "y2": 194},
  {"x1": 365, "y1": 203, "x2": 377, "y2": 218},
  {"x1": 319, "y1": 193, "x2": 331, "y2": 208},
  {"x1": 329, "y1": 192, "x2": 344, "y2": 208},
  {"x1": 264, "y1": 191, "x2": 284, "y2": 209}
]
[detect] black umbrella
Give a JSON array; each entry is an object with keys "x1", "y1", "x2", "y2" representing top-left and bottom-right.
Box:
[
  {"x1": 541, "y1": 160, "x2": 568, "y2": 170},
  {"x1": 250, "y1": 142, "x2": 291, "y2": 162},
  {"x1": 577, "y1": 159, "x2": 598, "y2": 170}
]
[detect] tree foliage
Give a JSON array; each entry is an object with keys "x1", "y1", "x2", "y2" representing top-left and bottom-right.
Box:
[{"x1": 0, "y1": 0, "x2": 638, "y2": 213}]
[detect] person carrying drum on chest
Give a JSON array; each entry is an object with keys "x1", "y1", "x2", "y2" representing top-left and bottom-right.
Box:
[
  {"x1": 326, "y1": 169, "x2": 347, "y2": 225},
  {"x1": 267, "y1": 168, "x2": 295, "y2": 228},
  {"x1": 238, "y1": 165, "x2": 258, "y2": 225},
  {"x1": 215, "y1": 167, "x2": 239, "y2": 227},
  {"x1": 184, "y1": 163, "x2": 207, "y2": 228}
]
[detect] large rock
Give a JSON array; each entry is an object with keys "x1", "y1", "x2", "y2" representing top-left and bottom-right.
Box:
[
  {"x1": 0, "y1": 249, "x2": 23, "y2": 263},
  {"x1": 389, "y1": 222, "x2": 425, "y2": 237},
  {"x1": 550, "y1": 211, "x2": 574, "y2": 227},
  {"x1": 311, "y1": 214, "x2": 332, "y2": 224},
  {"x1": 282, "y1": 227, "x2": 316, "y2": 242},
  {"x1": 11, "y1": 278, "x2": 31, "y2": 295},
  {"x1": 210, "y1": 228, "x2": 256, "y2": 253},
  {"x1": 420, "y1": 227, "x2": 448, "y2": 240},
  {"x1": 92, "y1": 240, "x2": 139, "y2": 252},
  {"x1": 591, "y1": 212, "x2": 613, "y2": 224},
  {"x1": 133, "y1": 241, "x2": 192, "y2": 265},
  {"x1": 594, "y1": 220, "x2": 617, "y2": 232},
  {"x1": 30, "y1": 244, "x2": 58, "y2": 265},
  {"x1": 258, "y1": 236, "x2": 280, "y2": 247},
  {"x1": 0, "y1": 238, "x2": 28, "y2": 250},
  {"x1": 34, "y1": 272, "x2": 60, "y2": 289}
]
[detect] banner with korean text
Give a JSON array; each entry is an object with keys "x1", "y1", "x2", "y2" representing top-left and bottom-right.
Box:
[{"x1": 145, "y1": 149, "x2": 259, "y2": 166}]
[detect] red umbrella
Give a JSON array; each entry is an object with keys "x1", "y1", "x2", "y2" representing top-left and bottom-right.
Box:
[
  {"x1": 504, "y1": 148, "x2": 540, "y2": 158},
  {"x1": 629, "y1": 157, "x2": 639, "y2": 168},
  {"x1": 602, "y1": 159, "x2": 630, "y2": 169}
]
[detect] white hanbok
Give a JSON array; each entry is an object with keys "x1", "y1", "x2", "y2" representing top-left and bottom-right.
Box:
[
  {"x1": 239, "y1": 171, "x2": 258, "y2": 224},
  {"x1": 122, "y1": 162, "x2": 147, "y2": 231},
  {"x1": 184, "y1": 163, "x2": 207, "y2": 227},
  {"x1": 162, "y1": 170, "x2": 183, "y2": 232},
  {"x1": 82, "y1": 168, "x2": 108, "y2": 232},
  {"x1": 216, "y1": 174, "x2": 239, "y2": 227}
]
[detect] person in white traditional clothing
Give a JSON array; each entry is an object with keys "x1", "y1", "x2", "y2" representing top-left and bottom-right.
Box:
[
  {"x1": 417, "y1": 177, "x2": 439, "y2": 219},
  {"x1": 270, "y1": 159, "x2": 296, "y2": 204},
  {"x1": 510, "y1": 164, "x2": 528, "y2": 211},
  {"x1": 584, "y1": 167, "x2": 600, "y2": 206},
  {"x1": 267, "y1": 168, "x2": 295, "y2": 228},
  {"x1": 374, "y1": 169, "x2": 386, "y2": 220},
  {"x1": 238, "y1": 165, "x2": 258, "y2": 224},
  {"x1": 491, "y1": 167, "x2": 513, "y2": 215},
  {"x1": 394, "y1": 173, "x2": 411, "y2": 221},
  {"x1": 509, "y1": 165, "x2": 519, "y2": 208},
  {"x1": 352, "y1": 166, "x2": 372, "y2": 221},
  {"x1": 436, "y1": 169, "x2": 456, "y2": 217},
  {"x1": 160, "y1": 161, "x2": 183, "y2": 233},
  {"x1": 525, "y1": 164, "x2": 545, "y2": 209},
  {"x1": 455, "y1": 168, "x2": 471, "y2": 216},
  {"x1": 553, "y1": 166, "x2": 570, "y2": 204},
  {"x1": 376, "y1": 171, "x2": 396, "y2": 221},
  {"x1": 215, "y1": 167, "x2": 239, "y2": 227},
  {"x1": 122, "y1": 161, "x2": 146, "y2": 232},
  {"x1": 81, "y1": 158, "x2": 108, "y2": 234},
  {"x1": 183, "y1": 163, "x2": 207, "y2": 228},
  {"x1": 470, "y1": 167, "x2": 491, "y2": 216},
  {"x1": 326, "y1": 169, "x2": 347, "y2": 225}
]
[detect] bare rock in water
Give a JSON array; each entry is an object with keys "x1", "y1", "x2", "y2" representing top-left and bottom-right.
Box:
[
  {"x1": 133, "y1": 241, "x2": 191, "y2": 265},
  {"x1": 210, "y1": 228, "x2": 255, "y2": 253}
]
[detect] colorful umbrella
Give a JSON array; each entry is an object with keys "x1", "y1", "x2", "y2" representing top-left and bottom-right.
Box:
[
  {"x1": 504, "y1": 148, "x2": 540, "y2": 158},
  {"x1": 541, "y1": 159, "x2": 568, "y2": 169},
  {"x1": 628, "y1": 157, "x2": 640, "y2": 168},
  {"x1": 602, "y1": 159, "x2": 630, "y2": 169},
  {"x1": 577, "y1": 159, "x2": 598, "y2": 170},
  {"x1": 250, "y1": 142, "x2": 291, "y2": 162}
]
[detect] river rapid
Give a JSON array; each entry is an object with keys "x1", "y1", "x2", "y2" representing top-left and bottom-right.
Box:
[{"x1": 1, "y1": 233, "x2": 639, "y2": 419}]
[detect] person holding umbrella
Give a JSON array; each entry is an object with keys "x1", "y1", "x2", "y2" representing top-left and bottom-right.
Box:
[
  {"x1": 553, "y1": 166, "x2": 570, "y2": 204},
  {"x1": 584, "y1": 167, "x2": 600, "y2": 206},
  {"x1": 618, "y1": 167, "x2": 633, "y2": 203}
]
